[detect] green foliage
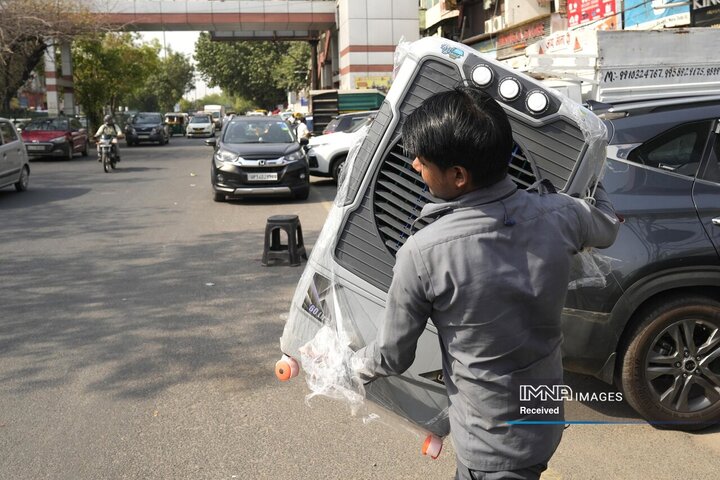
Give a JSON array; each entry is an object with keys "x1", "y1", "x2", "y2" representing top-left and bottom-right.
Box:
[
  {"x1": 194, "y1": 33, "x2": 311, "y2": 110},
  {"x1": 0, "y1": 0, "x2": 100, "y2": 110},
  {"x1": 72, "y1": 33, "x2": 158, "y2": 129},
  {"x1": 130, "y1": 49, "x2": 195, "y2": 113}
]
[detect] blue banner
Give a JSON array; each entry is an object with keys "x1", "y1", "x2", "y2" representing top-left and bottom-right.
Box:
[{"x1": 624, "y1": 0, "x2": 689, "y2": 29}]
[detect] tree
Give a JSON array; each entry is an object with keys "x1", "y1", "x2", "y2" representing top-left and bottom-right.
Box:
[
  {"x1": 194, "y1": 34, "x2": 311, "y2": 110},
  {"x1": 72, "y1": 33, "x2": 158, "y2": 129},
  {"x1": 0, "y1": 0, "x2": 101, "y2": 110},
  {"x1": 130, "y1": 48, "x2": 195, "y2": 113}
]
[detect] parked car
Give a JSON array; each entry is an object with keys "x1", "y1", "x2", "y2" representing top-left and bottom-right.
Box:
[
  {"x1": 560, "y1": 96, "x2": 720, "y2": 429},
  {"x1": 186, "y1": 114, "x2": 215, "y2": 138},
  {"x1": 307, "y1": 114, "x2": 375, "y2": 182},
  {"x1": 20, "y1": 116, "x2": 89, "y2": 160},
  {"x1": 322, "y1": 110, "x2": 376, "y2": 135},
  {"x1": 207, "y1": 116, "x2": 310, "y2": 201},
  {"x1": 125, "y1": 112, "x2": 170, "y2": 146},
  {"x1": 0, "y1": 117, "x2": 30, "y2": 192}
]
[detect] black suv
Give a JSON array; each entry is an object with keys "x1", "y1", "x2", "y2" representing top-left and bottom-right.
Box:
[
  {"x1": 561, "y1": 97, "x2": 720, "y2": 428},
  {"x1": 207, "y1": 116, "x2": 310, "y2": 201},
  {"x1": 125, "y1": 112, "x2": 170, "y2": 146}
]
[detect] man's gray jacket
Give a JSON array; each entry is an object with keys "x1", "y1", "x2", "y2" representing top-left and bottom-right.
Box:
[{"x1": 355, "y1": 176, "x2": 620, "y2": 471}]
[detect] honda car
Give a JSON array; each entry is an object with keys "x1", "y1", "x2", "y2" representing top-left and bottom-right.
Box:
[{"x1": 207, "y1": 116, "x2": 310, "y2": 201}]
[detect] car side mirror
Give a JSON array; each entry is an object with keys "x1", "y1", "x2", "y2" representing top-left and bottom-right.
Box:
[
  {"x1": 205, "y1": 138, "x2": 217, "y2": 147},
  {"x1": 299, "y1": 137, "x2": 309, "y2": 146}
]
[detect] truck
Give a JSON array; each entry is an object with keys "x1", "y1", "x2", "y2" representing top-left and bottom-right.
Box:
[
  {"x1": 203, "y1": 104, "x2": 225, "y2": 130},
  {"x1": 308, "y1": 89, "x2": 385, "y2": 135},
  {"x1": 524, "y1": 28, "x2": 720, "y2": 105}
]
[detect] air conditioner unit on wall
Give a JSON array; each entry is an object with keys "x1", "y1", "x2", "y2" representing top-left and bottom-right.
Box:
[
  {"x1": 492, "y1": 15, "x2": 505, "y2": 32},
  {"x1": 485, "y1": 19, "x2": 494, "y2": 33}
]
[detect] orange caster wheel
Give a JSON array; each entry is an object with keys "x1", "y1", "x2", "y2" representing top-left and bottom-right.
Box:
[
  {"x1": 275, "y1": 354, "x2": 299, "y2": 381},
  {"x1": 422, "y1": 434, "x2": 443, "y2": 459}
]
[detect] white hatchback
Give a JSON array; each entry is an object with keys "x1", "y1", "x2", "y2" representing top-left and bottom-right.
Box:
[{"x1": 0, "y1": 117, "x2": 30, "y2": 192}]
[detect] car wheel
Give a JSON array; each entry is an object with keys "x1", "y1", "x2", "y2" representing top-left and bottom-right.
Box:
[
  {"x1": 213, "y1": 192, "x2": 225, "y2": 202},
  {"x1": 14, "y1": 165, "x2": 29, "y2": 192},
  {"x1": 331, "y1": 154, "x2": 348, "y2": 183},
  {"x1": 81, "y1": 140, "x2": 89, "y2": 157},
  {"x1": 620, "y1": 295, "x2": 720, "y2": 430}
]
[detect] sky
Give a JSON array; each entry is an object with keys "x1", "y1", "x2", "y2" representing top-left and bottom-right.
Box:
[{"x1": 139, "y1": 31, "x2": 222, "y2": 100}]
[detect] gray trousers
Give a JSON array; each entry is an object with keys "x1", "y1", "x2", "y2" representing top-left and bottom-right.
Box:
[{"x1": 455, "y1": 458, "x2": 548, "y2": 480}]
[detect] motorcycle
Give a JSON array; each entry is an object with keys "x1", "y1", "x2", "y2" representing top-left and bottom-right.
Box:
[{"x1": 96, "y1": 134, "x2": 118, "y2": 172}]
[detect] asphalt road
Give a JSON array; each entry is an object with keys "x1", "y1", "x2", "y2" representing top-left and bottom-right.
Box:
[{"x1": 1, "y1": 136, "x2": 718, "y2": 479}]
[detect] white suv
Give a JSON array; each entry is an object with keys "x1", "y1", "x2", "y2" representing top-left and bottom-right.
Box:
[
  {"x1": 306, "y1": 115, "x2": 374, "y2": 182},
  {"x1": 0, "y1": 117, "x2": 30, "y2": 193}
]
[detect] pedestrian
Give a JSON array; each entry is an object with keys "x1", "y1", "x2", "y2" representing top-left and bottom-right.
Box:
[
  {"x1": 293, "y1": 113, "x2": 310, "y2": 140},
  {"x1": 353, "y1": 86, "x2": 620, "y2": 480}
]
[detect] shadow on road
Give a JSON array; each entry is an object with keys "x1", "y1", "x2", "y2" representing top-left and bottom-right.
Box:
[
  {"x1": 0, "y1": 187, "x2": 91, "y2": 208},
  {"x1": 0, "y1": 230, "x2": 305, "y2": 401}
]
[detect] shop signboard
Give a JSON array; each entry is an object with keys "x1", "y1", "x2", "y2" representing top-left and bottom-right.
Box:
[
  {"x1": 624, "y1": 0, "x2": 690, "y2": 29},
  {"x1": 567, "y1": 0, "x2": 617, "y2": 28},
  {"x1": 692, "y1": 0, "x2": 720, "y2": 27},
  {"x1": 496, "y1": 18, "x2": 550, "y2": 60}
]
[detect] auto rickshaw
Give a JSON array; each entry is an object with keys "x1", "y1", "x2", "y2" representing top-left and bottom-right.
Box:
[{"x1": 164, "y1": 113, "x2": 188, "y2": 136}]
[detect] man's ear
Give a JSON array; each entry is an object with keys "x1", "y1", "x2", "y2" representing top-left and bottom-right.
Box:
[{"x1": 453, "y1": 166, "x2": 472, "y2": 190}]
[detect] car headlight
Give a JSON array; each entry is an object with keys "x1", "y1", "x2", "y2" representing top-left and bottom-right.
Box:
[
  {"x1": 284, "y1": 150, "x2": 304, "y2": 163},
  {"x1": 128, "y1": 128, "x2": 136, "y2": 135},
  {"x1": 50, "y1": 136, "x2": 67, "y2": 143},
  {"x1": 215, "y1": 149, "x2": 240, "y2": 164},
  {"x1": 151, "y1": 128, "x2": 158, "y2": 135}
]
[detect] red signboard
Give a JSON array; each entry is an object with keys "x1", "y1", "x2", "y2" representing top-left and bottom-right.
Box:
[{"x1": 567, "y1": 0, "x2": 616, "y2": 27}]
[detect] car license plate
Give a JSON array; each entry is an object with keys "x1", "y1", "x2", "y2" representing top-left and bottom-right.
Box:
[
  {"x1": 247, "y1": 172, "x2": 278, "y2": 181},
  {"x1": 27, "y1": 145, "x2": 44, "y2": 151},
  {"x1": 138, "y1": 134, "x2": 149, "y2": 138}
]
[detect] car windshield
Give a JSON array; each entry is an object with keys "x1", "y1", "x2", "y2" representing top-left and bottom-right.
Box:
[
  {"x1": 132, "y1": 114, "x2": 162, "y2": 124},
  {"x1": 25, "y1": 118, "x2": 69, "y2": 131},
  {"x1": 224, "y1": 119, "x2": 294, "y2": 144},
  {"x1": 190, "y1": 115, "x2": 211, "y2": 124}
]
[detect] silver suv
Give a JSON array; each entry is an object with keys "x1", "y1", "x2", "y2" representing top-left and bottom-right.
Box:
[{"x1": 0, "y1": 117, "x2": 30, "y2": 193}]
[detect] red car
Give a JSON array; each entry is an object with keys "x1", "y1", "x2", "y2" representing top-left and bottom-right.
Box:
[{"x1": 21, "y1": 116, "x2": 90, "y2": 160}]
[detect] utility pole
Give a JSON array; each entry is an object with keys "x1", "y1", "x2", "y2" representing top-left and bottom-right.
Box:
[{"x1": 309, "y1": 38, "x2": 319, "y2": 91}]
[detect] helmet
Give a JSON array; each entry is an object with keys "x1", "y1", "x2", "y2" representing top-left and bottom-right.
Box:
[
  {"x1": 293, "y1": 112, "x2": 304, "y2": 120},
  {"x1": 104, "y1": 114, "x2": 114, "y2": 125}
]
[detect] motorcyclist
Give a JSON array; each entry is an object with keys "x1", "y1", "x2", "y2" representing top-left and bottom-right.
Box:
[{"x1": 94, "y1": 114, "x2": 124, "y2": 162}]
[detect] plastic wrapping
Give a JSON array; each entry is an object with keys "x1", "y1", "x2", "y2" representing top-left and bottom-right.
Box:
[
  {"x1": 299, "y1": 325, "x2": 367, "y2": 415},
  {"x1": 568, "y1": 250, "x2": 616, "y2": 290},
  {"x1": 392, "y1": 37, "x2": 412, "y2": 81},
  {"x1": 279, "y1": 36, "x2": 620, "y2": 447}
]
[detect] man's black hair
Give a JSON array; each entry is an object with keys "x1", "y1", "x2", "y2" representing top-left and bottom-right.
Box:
[{"x1": 401, "y1": 85, "x2": 514, "y2": 188}]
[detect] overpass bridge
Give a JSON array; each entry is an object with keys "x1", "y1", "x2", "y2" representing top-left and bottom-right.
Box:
[
  {"x1": 46, "y1": 0, "x2": 419, "y2": 115},
  {"x1": 92, "y1": 0, "x2": 336, "y2": 40}
]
